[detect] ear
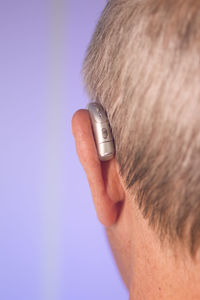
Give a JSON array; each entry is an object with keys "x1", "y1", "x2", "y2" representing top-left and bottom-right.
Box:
[{"x1": 72, "y1": 109, "x2": 125, "y2": 227}]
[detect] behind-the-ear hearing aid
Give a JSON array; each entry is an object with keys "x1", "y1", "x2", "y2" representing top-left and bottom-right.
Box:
[{"x1": 88, "y1": 102, "x2": 115, "y2": 161}]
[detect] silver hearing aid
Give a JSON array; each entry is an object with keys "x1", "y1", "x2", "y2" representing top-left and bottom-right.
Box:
[{"x1": 88, "y1": 102, "x2": 115, "y2": 161}]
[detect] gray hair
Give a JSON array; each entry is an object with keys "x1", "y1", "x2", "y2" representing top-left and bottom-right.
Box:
[{"x1": 83, "y1": 0, "x2": 200, "y2": 257}]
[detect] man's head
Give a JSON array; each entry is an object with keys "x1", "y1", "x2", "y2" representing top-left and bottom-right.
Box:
[{"x1": 72, "y1": 0, "x2": 200, "y2": 298}]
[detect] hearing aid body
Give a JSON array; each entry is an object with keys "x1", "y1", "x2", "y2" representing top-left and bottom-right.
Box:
[{"x1": 88, "y1": 103, "x2": 115, "y2": 161}]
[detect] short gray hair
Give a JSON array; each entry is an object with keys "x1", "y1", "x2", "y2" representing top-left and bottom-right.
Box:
[{"x1": 83, "y1": 0, "x2": 200, "y2": 257}]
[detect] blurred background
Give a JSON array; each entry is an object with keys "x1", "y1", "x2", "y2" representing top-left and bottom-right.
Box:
[{"x1": 0, "y1": 0, "x2": 128, "y2": 299}]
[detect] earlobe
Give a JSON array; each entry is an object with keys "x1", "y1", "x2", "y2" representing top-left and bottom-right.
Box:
[{"x1": 72, "y1": 109, "x2": 125, "y2": 227}]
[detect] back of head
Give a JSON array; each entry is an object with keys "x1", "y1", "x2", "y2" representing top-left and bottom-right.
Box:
[{"x1": 83, "y1": 0, "x2": 200, "y2": 257}]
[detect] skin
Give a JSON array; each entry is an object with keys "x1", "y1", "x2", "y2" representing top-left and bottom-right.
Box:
[{"x1": 72, "y1": 109, "x2": 200, "y2": 300}]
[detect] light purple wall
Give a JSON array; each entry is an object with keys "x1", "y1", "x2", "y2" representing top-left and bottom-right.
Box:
[
  {"x1": 0, "y1": 0, "x2": 128, "y2": 299},
  {"x1": 0, "y1": 1, "x2": 48, "y2": 299}
]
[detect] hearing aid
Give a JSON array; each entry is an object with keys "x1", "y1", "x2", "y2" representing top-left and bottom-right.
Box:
[{"x1": 88, "y1": 102, "x2": 115, "y2": 161}]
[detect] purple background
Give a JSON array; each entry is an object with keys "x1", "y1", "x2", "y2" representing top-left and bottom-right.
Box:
[{"x1": 0, "y1": 0, "x2": 128, "y2": 299}]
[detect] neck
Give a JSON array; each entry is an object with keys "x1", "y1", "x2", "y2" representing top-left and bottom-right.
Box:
[
  {"x1": 128, "y1": 203, "x2": 200, "y2": 300},
  {"x1": 129, "y1": 255, "x2": 200, "y2": 300}
]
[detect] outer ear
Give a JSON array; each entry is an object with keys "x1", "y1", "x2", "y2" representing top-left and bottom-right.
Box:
[{"x1": 72, "y1": 109, "x2": 124, "y2": 227}]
